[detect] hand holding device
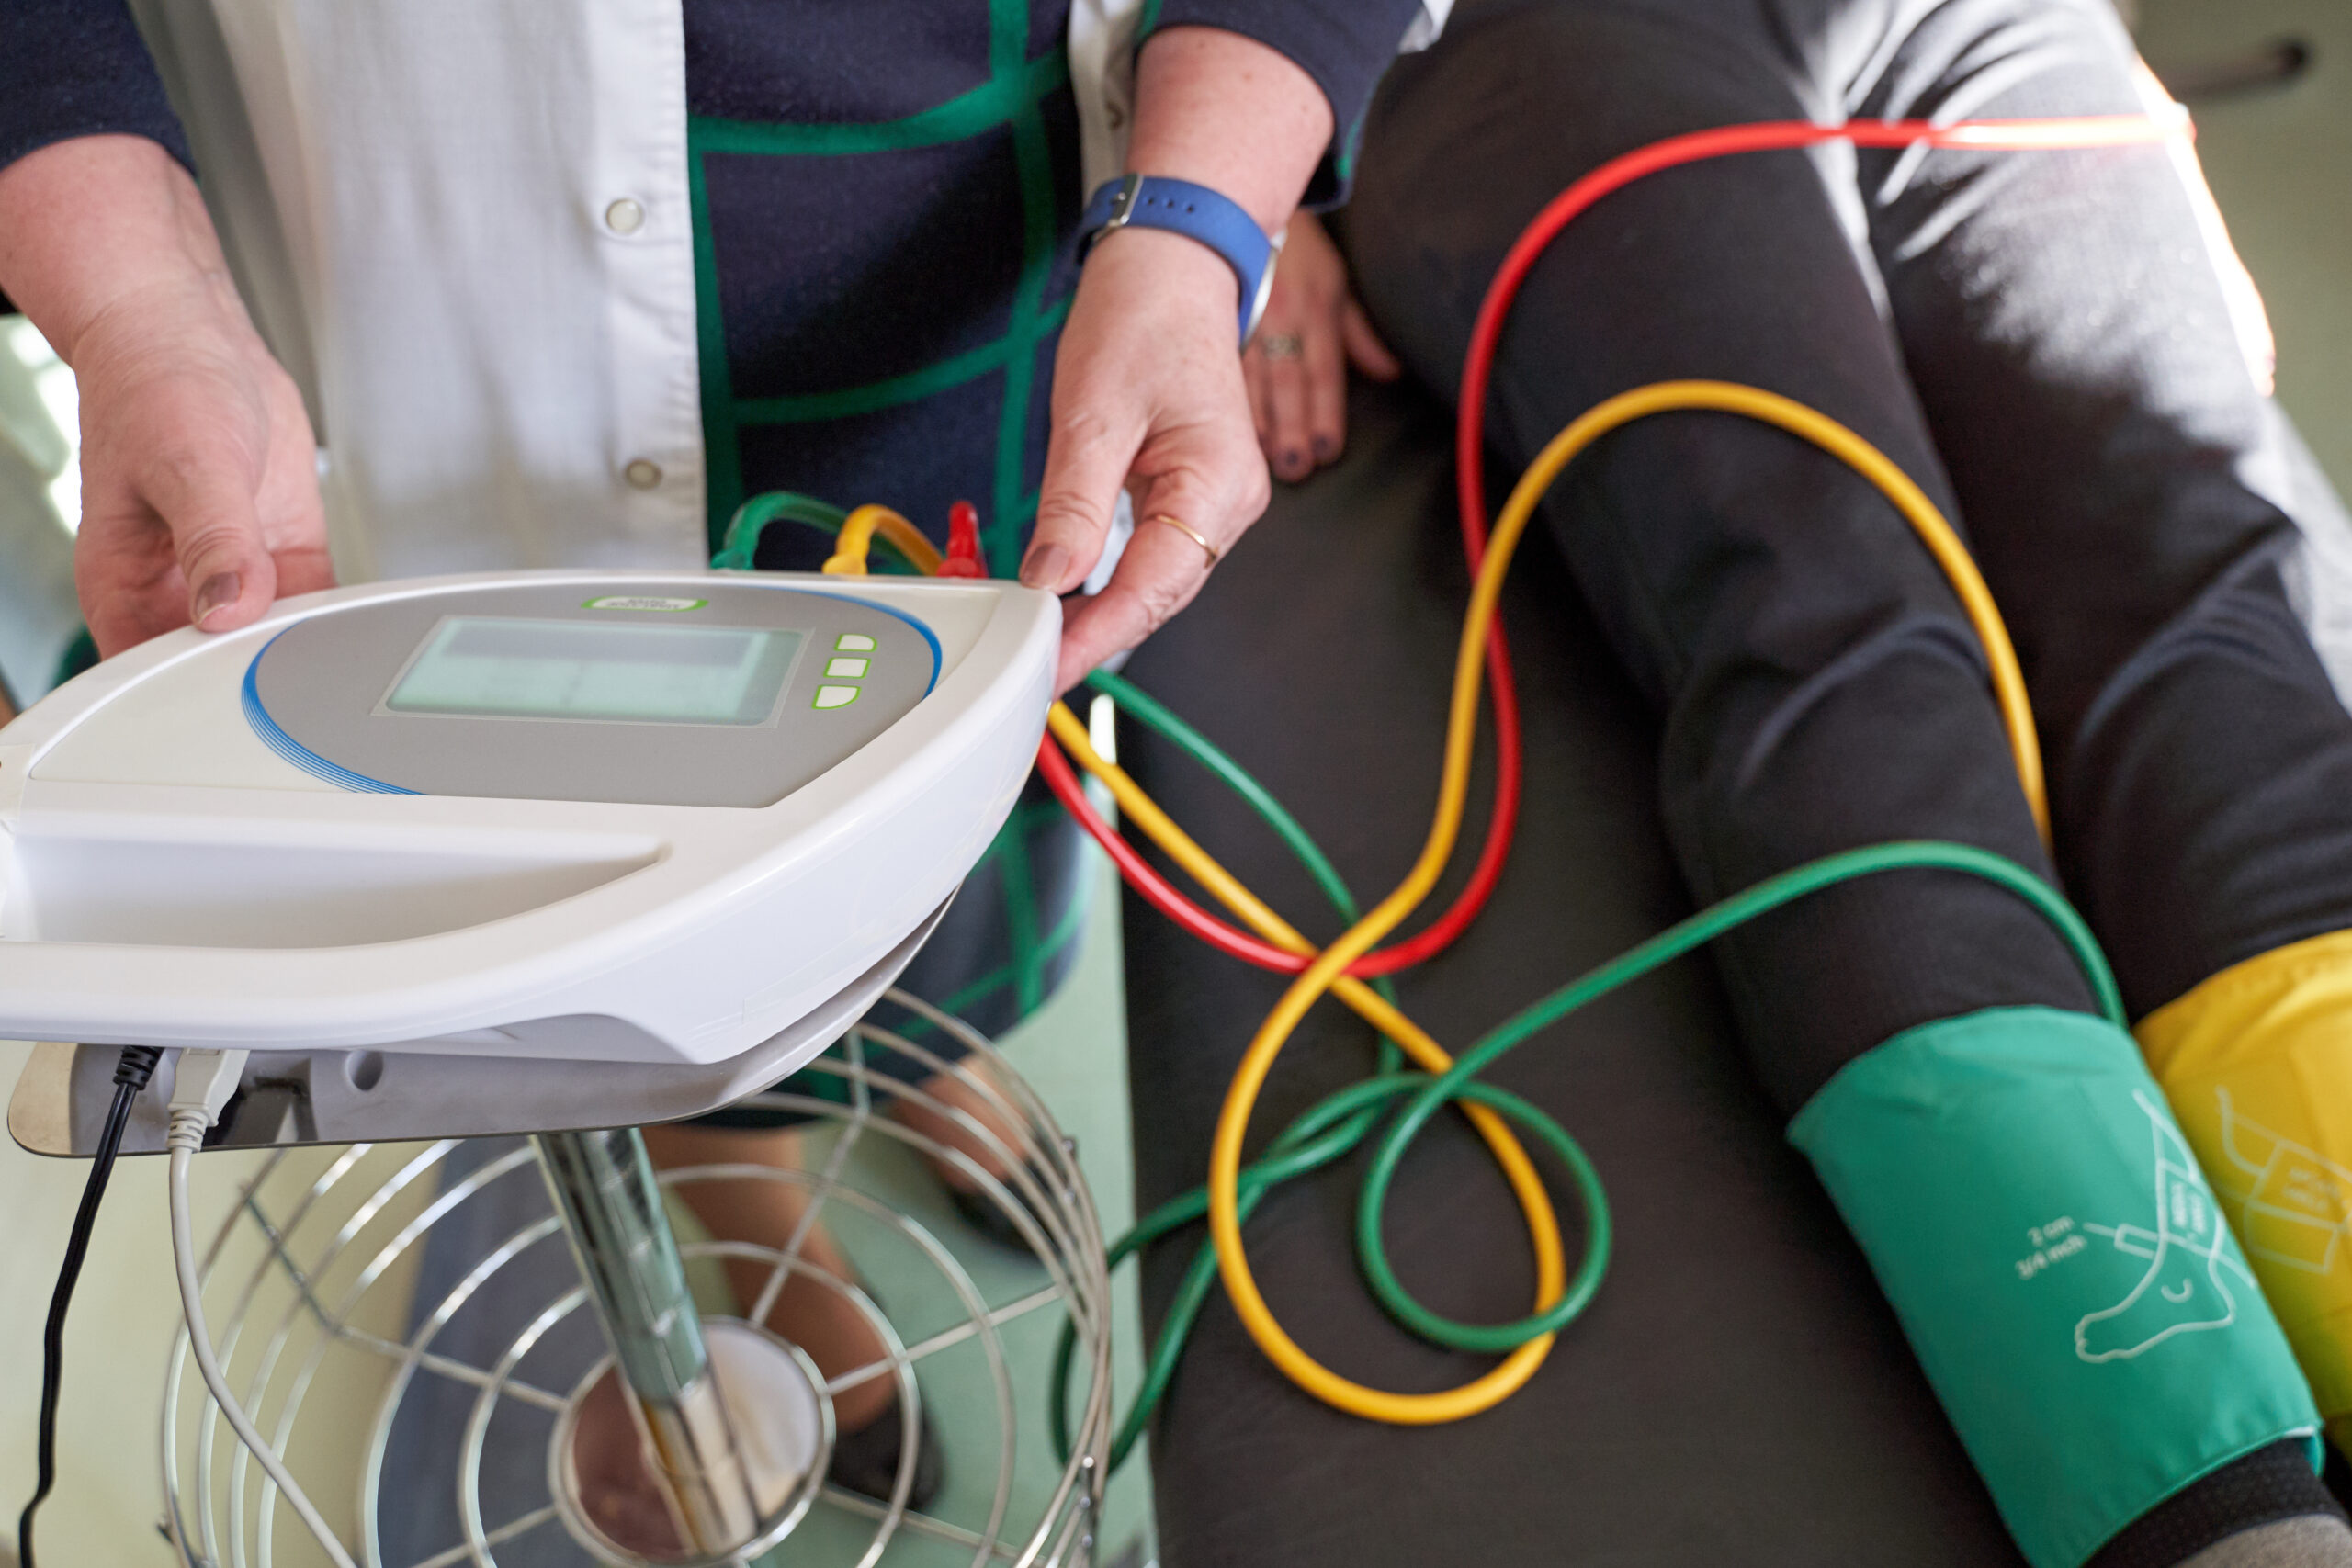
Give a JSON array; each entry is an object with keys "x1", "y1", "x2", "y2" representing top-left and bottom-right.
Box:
[
  {"x1": 1025, "y1": 26, "x2": 1334, "y2": 694},
  {"x1": 0, "y1": 134, "x2": 332, "y2": 657}
]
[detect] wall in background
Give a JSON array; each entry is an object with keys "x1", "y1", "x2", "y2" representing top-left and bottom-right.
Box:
[{"x1": 2142, "y1": 0, "x2": 2352, "y2": 491}]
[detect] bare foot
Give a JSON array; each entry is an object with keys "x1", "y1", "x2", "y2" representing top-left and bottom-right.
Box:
[
  {"x1": 639, "y1": 1122, "x2": 899, "y2": 1431},
  {"x1": 565, "y1": 1368, "x2": 686, "y2": 1555},
  {"x1": 893, "y1": 1056, "x2": 1035, "y2": 1201}
]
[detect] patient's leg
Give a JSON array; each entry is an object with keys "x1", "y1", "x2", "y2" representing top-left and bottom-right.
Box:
[
  {"x1": 1857, "y1": 0, "x2": 2352, "y2": 1015},
  {"x1": 1345, "y1": 0, "x2": 2084, "y2": 1145},
  {"x1": 1859, "y1": 0, "x2": 2352, "y2": 1462},
  {"x1": 1340, "y1": 1, "x2": 2342, "y2": 1562}
]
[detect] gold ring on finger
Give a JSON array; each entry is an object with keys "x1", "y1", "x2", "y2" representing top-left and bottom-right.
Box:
[
  {"x1": 1256, "y1": 333, "x2": 1305, "y2": 362},
  {"x1": 1149, "y1": 514, "x2": 1220, "y2": 570}
]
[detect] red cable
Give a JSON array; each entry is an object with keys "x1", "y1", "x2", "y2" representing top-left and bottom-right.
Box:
[
  {"x1": 1041, "y1": 729, "x2": 1481, "y2": 980},
  {"x1": 1038, "y1": 735, "x2": 1322, "y2": 974},
  {"x1": 1455, "y1": 115, "x2": 2181, "y2": 541},
  {"x1": 1371, "y1": 637, "x2": 1521, "y2": 970},
  {"x1": 1426, "y1": 117, "x2": 2175, "y2": 964},
  {"x1": 1063, "y1": 113, "x2": 2180, "y2": 980}
]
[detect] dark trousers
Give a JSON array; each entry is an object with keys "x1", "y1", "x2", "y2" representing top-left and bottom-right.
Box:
[{"x1": 1337, "y1": 0, "x2": 2352, "y2": 1114}]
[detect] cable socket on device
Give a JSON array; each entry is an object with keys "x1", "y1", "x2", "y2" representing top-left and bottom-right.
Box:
[{"x1": 164, "y1": 1046, "x2": 248, "y2": 1151}]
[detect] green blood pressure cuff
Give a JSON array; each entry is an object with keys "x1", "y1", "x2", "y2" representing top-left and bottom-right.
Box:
[{"x1": 1789, "y1": 1007, "x2": 2320, "y2": 1568}]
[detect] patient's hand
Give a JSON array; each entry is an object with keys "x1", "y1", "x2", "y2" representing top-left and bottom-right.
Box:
[{"x1": 1243, "y1": 210, "x2": 1399, "y2": 484}]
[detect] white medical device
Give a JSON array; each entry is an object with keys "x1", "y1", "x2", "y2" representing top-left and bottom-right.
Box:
[{"x1": 1, "y1": 569, "x2": 1057, "y2": 1152}]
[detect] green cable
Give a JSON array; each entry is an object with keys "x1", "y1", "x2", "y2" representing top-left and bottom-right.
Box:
[
  {"x1": 1351, "y1": 839, "x2": 2120, "y2": 1351},
  {"x1": 1047, "y1": 675, "x2": 1514, "y2": 1463},
  {"x1": 1085, "y1": 669, "x2": 1369, "y2": 930},
  {"x1": 709, "y1": 490, "x2": 929, "y2": 575},
  {"x1": 1056, "y1": 673, "x2": 1414, "y2": 1468},
  {"x1": 1086, "y1": 666, "x2": 1414, "y2": 1061},
  {"x1": 696, "y1": 518, "x2": 2122, "y2": 1460},
  {"x1": 1048, "y1": 681, "x2": 2124, "y2": 1469}
]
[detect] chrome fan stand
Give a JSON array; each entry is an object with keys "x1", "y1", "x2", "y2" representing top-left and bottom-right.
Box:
[{"x1": 160, "y1": 990, "x2": 1115, "y2": 1568}]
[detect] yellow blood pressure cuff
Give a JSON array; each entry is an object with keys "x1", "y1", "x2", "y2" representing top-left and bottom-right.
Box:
[
  {"x1": 2139, "y1": 928, "x2": 2352, "y2": 1427},
  {"x1": 1791, "y1": 1007, "x2": 2320, "y2": 1568}
]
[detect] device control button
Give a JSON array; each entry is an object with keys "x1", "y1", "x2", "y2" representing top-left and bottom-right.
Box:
[
  {"x1": 622, "y1": 458, "x2": 662, "y2": 490},
  {"x1": 834, "y1": 633, "x2": 877, "y2": 651},
  {"x1": 605, "y1": 197, "x2": 646, "y2": 234},
  {"x1": 813, "y1": 685, "x2": 860, "y2": 710},
  {"x1": 825, "y1": 656, "x2": 870, "y2": 679}
]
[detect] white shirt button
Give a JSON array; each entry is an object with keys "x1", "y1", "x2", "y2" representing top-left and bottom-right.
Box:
[
  {"x1": 605, "y1": 198, "x2": 646, "y2": 235},
  {"x1": 623, "y1": 458, "x2": 662, "y2": 490}
]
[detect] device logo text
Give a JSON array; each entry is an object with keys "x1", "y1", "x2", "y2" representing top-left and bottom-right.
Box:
[{"x1": 582, "y1": 596, "x2": 707, "y2": 612}]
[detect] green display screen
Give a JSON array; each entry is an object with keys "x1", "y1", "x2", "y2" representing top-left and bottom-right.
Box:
[{"x1": 385, "y1": 617, "x2": 802, "y2": 725}]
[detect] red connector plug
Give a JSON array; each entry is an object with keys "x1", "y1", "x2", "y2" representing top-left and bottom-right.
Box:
[{"x1": 938, "y1": 500, "x2": 988, "y2": 578}]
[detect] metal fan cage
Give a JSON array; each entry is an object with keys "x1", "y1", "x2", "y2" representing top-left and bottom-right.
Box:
[{"x1": 161, "y1": 991, "x2": 1116, "y2": 1568}]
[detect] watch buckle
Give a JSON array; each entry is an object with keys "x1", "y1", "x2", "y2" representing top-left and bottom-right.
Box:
[{"x1": 1102, "y1": 173, "x2": 1144, "y2": 232}]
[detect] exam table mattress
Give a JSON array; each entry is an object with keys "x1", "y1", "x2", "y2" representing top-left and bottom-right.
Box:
[{"x1": 1115, "y1": 379, "x2": 2034, "y2": 1564}]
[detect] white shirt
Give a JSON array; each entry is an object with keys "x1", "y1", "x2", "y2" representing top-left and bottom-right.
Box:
[{"x1": 123, "y1": 0, "x2": 1450, "y2": 585}]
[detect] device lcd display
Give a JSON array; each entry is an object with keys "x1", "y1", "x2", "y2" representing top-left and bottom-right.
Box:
[{"x1": 384, "y1": 616, "x2": 802, "y2": 725}]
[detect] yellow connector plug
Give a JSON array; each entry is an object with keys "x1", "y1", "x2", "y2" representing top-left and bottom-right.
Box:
[{"x1": 822, "y1": 503, "x2": 941, "y2": 576}]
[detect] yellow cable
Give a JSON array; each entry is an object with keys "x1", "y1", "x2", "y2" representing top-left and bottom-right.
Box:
[
  {"x1": 857, "y1": 378, "x2": 2046, "y2": 1426},
  {"x1": 1047, "y1": 703, "x2": 1570, "y2": 1409},
  {"x1": 1057, "y1": 379, "x2": 2049, "y2": 1426},
  {"x1": 822, "y1": 503, "x2": 943, "y2": 576},
  {"x1": 1702, "y1": 387, "x2": 2049, "y2": 840},
  {"x1": 881, "y1": 510, "x2": 1559, "y2": 1415}
]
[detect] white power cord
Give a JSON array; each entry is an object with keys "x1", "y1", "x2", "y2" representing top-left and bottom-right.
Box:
[{"x1": 165, "y1": 1049, "x2": 361, "y2": 1568}]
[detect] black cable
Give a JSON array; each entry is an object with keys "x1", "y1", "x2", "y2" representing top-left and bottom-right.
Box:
[{"x1": 16, "y1": 1045, "x2": 162, "y2": 1568}]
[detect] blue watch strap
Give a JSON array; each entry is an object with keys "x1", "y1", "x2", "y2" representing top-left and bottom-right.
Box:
[{"x1": 1079, "y1": 175, "x2": 1276, "y2": 343}]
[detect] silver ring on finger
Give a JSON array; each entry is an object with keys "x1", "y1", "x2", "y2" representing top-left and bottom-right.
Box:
[{"x1": 1255, "y1": 333, "x2": 1305, "y2": 362}]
